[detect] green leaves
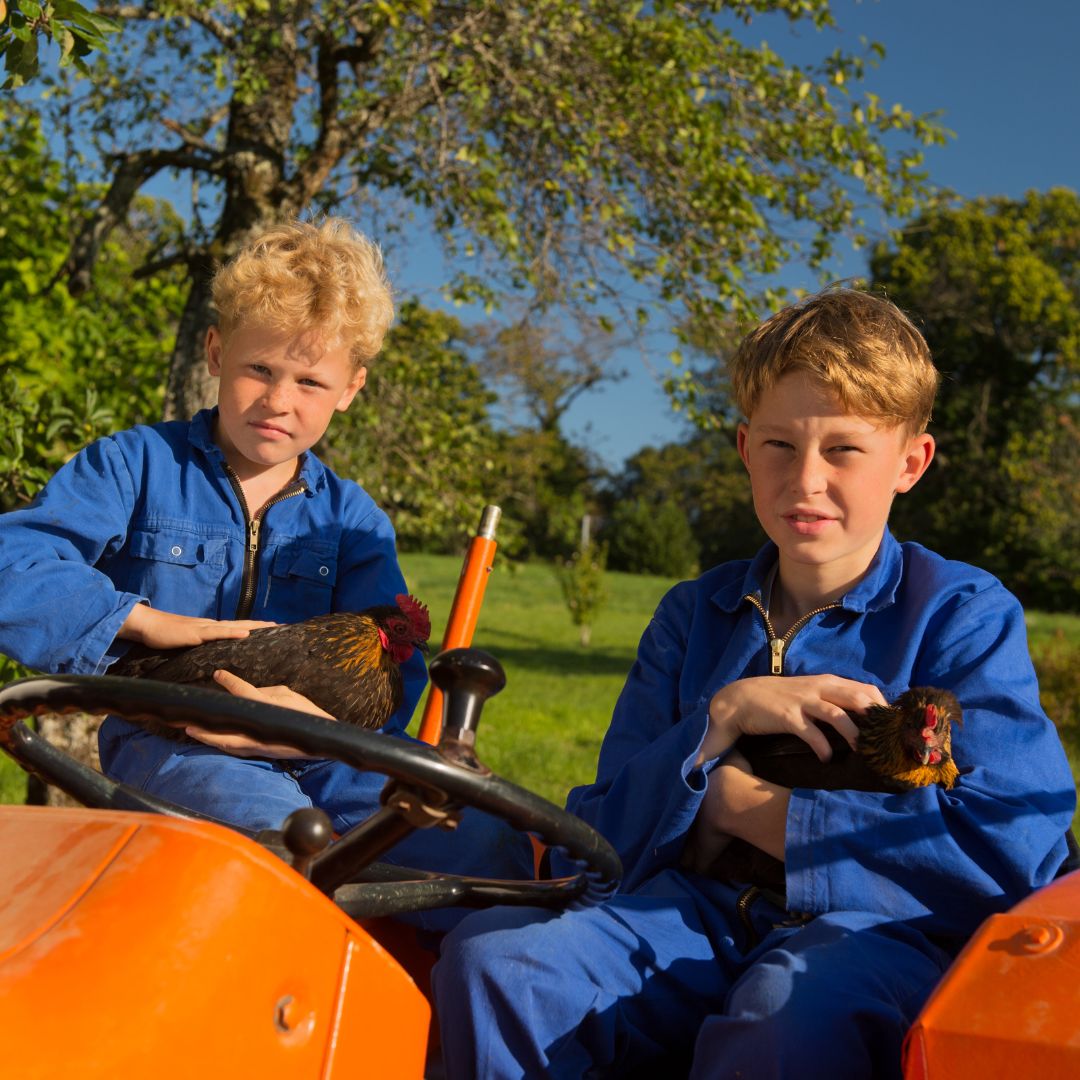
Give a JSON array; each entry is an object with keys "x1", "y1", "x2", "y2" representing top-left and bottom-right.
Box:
[
  {"x1": 556, "y1": 538, "x2": 609, "y2": 646},
  {"x1": 874, "y1": 189, "x2": 1080, "y2": 610},
  {"x1": 0, "y1": 99, "x2": 185, "y2": 508},
  {"x1": 0, "y1": 0, "x2": 118, "y2": 87},
  {"x1": 322, "y1": 301, "x2": 507, "y2": 555}
]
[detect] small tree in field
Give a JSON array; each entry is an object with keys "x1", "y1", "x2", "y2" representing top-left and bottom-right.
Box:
[{"x1": 558, "y1": 538, "x2": 609, "y2": 647}]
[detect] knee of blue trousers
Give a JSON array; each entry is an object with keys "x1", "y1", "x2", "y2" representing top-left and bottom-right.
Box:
[
  {"x1": 100, "y1": 720, "x2": 312, "y2": 833},
  {"x1": 689, "y1": 916, "x2": 948, "y2": 1080},
  {"x1": 433, "y1": 907, "x2": 569, "y2": 1069}
]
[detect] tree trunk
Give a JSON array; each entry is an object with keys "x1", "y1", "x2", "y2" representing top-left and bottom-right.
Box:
[
  {"x1": 163, "y1": 260, "x2": 218, "y2": 421},
  {"x1": 163, "y1": 12, "x2": 301, "y2": 422}
]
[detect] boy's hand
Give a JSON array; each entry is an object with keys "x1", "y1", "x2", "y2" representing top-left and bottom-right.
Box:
[
  {"x1": 118, "y1": 604, "x2": 276, "y2": 649},
  {"x1": 697, "y1": 674, "x2": 886, "y2": 767},
  {"x1": 182, "y1": 669, "x2": 335, "y2": 759}
]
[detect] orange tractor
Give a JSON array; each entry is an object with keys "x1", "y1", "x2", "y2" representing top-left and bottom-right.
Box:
[
  {"x1": 3, "y1": 667, "x2": 1077, "y2": 1079},
  {"x1": 0, "y1": 510, "x2": 1076, "y2": 1076}
]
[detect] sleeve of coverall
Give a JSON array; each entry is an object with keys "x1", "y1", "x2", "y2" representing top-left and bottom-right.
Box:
[
  {"x1": 0, "y1": 437, "x2": 144, "y2": 675},
  {"x1": 784, "y1": 584, "x2": 1076, "y2": 939},
  {"x1": 562, "y1": 583, "x2": 726, "y2": 891}
]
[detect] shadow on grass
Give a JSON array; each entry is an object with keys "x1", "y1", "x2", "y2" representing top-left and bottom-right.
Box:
[{"x1": 475, "y1": 635, "x2": 636, "y2": 678}]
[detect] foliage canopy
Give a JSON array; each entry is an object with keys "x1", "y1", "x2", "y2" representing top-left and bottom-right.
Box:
[
  {"x1": 37, "y1": 0, "x2": 945, "y2": 418},
  {"x1": 0, "y1": 100, "x2": 186, "y2": 510},
  {"x1": 872, "y1": 188, "x2": 1080, "y2": 609}
]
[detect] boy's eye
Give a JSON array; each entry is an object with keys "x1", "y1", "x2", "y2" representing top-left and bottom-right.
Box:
[
  {"x1": 764, "y1": 439, "x2": 794, "y2": 450},
  {"x1": 828, "y1": 445, "x2": 861, "y2": 454},
  {"x1": 249, "y1": 364, "x2": 271, "y2": 376},
  {"x1": 299, "y1": 378, "x2": 324, "y2": 388}
]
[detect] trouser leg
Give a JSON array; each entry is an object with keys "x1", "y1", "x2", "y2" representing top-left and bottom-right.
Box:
[
  {"x1": 433, "y1": 873, "x2": 744, "y2": 1080},
  {"x1": 689, "y1": 911, "x2": 952, "y2": 1080},
  {"x1": 100, "y1": 718, "x2": 311, "y2": 832}
]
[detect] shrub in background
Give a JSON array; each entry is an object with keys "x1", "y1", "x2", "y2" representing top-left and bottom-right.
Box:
[{"x1": 604, "y1": 497, "x2": 699, "y2": 579}]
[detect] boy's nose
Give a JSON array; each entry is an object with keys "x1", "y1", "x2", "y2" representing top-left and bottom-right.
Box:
[
  {"x1": 791, "y1": 453, "x2": 827, "y2": 494},
  {"x1": 262, "y1": 381, "x2": 291, "y2": 411}
]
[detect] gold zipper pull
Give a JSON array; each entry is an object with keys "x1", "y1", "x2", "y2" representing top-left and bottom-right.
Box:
[
  {"x1": 769, "y1": 638, "x2": 784, "y2": 675},
  {"x1": 248, "y1": 518, "x2": 261, "y2": 553}
]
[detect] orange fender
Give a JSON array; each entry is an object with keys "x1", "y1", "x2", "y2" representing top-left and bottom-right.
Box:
[
  {"x1": 0, "y1": 805, "x2": 430, "y2": 1079},
  {"x1": 904, "y1": 870, "x2": 1080, "y2": 1079}
]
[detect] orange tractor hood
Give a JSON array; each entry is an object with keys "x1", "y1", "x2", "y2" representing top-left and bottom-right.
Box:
[{"x1": 0, "y1": 805, "x2": 430, "y2": 1079}]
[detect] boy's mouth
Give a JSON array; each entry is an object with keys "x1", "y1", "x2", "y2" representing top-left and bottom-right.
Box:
[
  {"x1": 783, "y1": 511, "x2": 835, "y2": 534},
  {"x1": 251, "y1": 421, "x2": 289, "y2": 437},
  {"x1": 785, "y1": 510, "x2": 834, "y2": 523}
]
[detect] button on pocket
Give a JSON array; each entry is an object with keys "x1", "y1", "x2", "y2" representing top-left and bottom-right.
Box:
[{"x1": 267, "y1": 544, "x2": 338, "y2": 619}]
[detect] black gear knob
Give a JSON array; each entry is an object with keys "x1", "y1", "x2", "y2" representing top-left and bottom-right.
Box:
[
  {"x1": 280, "y1": 806, "x2": 334, "y2": 878},
  {"x1": 428, "y1": 647, "x2": 506, "y2": 768}
]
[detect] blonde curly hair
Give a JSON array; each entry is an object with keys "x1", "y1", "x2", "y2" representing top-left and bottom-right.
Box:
[
  {"x1": 728, "y1": 287, "x2": 940, "y2": 434},
  {"x1": 210, "y1": 218, "x2": 394, "y2": 366}
]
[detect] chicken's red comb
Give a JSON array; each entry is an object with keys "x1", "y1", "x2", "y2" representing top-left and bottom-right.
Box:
[{"x1": 395, "y1": 593, "x2": 431, "y2": 642}]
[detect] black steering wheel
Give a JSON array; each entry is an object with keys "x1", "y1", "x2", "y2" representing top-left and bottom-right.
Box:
[{"x1": 0, "y1": 648, "x2": 621, "y2": 917}]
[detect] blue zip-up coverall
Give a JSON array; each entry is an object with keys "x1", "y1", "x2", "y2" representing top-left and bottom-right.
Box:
[
  {"x1": 0, "y1": 409, "x2": 533, "y2": 898},
  {"x1": 432, "y1": 533, "x2": 1076, "y2": 1079}
]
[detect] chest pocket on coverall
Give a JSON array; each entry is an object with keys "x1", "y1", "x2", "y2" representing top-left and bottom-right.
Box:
[{"x1": 266, "y1": 544, "x2": 338, "y2": 621}]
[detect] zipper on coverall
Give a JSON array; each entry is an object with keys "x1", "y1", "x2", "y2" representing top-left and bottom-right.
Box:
[
  {"x1": 734, "y1": 591, "x2": 843, "y2": 939},
  {"x1": 742, "y1": 593, "x2": 841, "y2": 674},
  {"x1": 224, "y1": 466, "x2": 307, "y2": 619}
]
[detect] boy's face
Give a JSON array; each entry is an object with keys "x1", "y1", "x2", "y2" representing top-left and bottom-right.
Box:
[
  {"x1": 737, "y1": 370, "x2": 934, "y2": 585},
  {"x1": 206, "y1": 323, "x2": 364, "y2": 477}
]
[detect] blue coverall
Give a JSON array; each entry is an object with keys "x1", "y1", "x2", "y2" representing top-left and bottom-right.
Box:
[
  {"x1": 432, "y1": 532, "x2": 1076, "y2": 1079},
  {"x1": 0, "y1": 409, "x2": 534, "y2": 903}
]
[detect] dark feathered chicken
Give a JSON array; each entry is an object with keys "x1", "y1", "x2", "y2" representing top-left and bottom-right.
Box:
[
  {"x1": 111, "y1": 594, "x2": 431, "y2": 740},
  {"x1": 699, "y1": 686, "x2": 962, "y2": 893}
]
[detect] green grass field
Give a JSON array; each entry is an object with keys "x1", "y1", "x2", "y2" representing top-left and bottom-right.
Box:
[{"x1": 2, "y1": 553, "x2": 1078, "y2": 818}]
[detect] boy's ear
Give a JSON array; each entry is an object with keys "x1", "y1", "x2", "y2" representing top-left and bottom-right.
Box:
[
  {"x1": 205, "y1": 327, "x2": 223, "y2": 376},
  {"x1": 895, "y1": 432, "x2": 935, "y2": 494},
  {"x1": 736, "y1": 422, "x2": 751, "y2": 471},
  {"x1": 335, "y1": 366, "x2": 367, "y2": 412}
]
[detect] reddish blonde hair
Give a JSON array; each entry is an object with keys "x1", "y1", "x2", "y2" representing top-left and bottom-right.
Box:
[
  {"x1": 728, "y1": 288, "x2": 940, "y2": 433},
  {"x1": 211, "y1": 218, "x2": 394, "y2": 366}
]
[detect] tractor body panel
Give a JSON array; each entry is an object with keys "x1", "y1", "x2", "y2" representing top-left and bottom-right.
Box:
[
  {"x1": 904, "y1": 869, "x2": 1080, "y2": 1078},
  {"x1": 0, "y1": 806, "x2": 429, "y2": 1078}
]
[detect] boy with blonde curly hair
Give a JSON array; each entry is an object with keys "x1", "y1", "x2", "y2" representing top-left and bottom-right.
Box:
[
  {"x1": 431, "y1": 287, "x2": 1075, "y2": 1079},
  {"x1": 0, "y1": 219, "x2": 532, "y2": 899}
]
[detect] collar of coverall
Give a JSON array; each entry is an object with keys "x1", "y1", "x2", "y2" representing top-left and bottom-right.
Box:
[
  {"x1": 709, "y1": 527, "x2": 903, "y2": 617},
  {"x1": 187, "y1": 406, "x2": 327, "y2": 495}
]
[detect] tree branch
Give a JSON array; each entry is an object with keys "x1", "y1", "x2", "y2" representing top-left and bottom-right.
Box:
[
  {"x1": 132, "y1": 247, "x2": 204, "y2": 279},
  {"x1": 289, "y1": 30, "x2": 347, "y2": 204},
  {"x1": 62, "y1": 146, "x2": 223, "y2": 295},
  {"x1": 97, "y1": 3, "x2": 237, "y2": 48}
]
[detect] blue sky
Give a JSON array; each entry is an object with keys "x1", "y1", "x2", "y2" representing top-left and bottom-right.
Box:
[{"x1": 468, "y1": 0, "x2": 1080, "y2": 468}]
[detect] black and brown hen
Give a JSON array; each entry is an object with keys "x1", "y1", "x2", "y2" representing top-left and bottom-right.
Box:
[
  {"x1": 699, "y1": 686, "x2": 962, "y2": 893},
  {"x1": 111, "y1": 594, "x2": 431, "y2": 740}
]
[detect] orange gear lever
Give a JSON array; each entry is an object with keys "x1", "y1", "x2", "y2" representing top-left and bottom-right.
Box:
[{"x1": 417, "y1": 505, "x2": 500, "y2": 744}]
